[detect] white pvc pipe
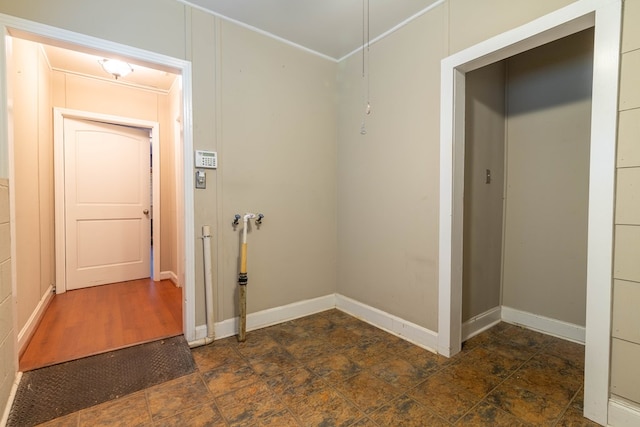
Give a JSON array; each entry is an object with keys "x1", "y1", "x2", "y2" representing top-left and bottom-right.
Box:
[
  {"x1": 242, "y1": 213, "x2": 255, "y2": 245},
  {"x1": 203, "y1": 225, "x2": 215, "y2": 340},
  {"x1": 190, "y1": 225, "x2": 215, "y2": 348}
]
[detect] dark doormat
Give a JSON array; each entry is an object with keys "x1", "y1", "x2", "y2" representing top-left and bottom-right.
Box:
[{"x1": 7, "y1": 335, "x2": 196, "y2": 427}]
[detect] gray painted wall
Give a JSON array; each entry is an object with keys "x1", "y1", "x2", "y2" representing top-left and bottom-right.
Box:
[
  {"x1": 502, "y1": 29, "x2": 594, "y2": 326},
  {"x1": 462, "y1": 62, "x2": 506, "y2": 322}
]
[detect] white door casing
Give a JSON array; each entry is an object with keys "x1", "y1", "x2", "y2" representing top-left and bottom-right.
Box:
[
  {"x1": 54, "y1": 109, "x2": 161, "y2": 293},
  {"x1": 438, "y1": 0, "x2": 621, "y2": 424},
  {"x1": 63, "y1": 118, "x2": 151, "y2": 290}
]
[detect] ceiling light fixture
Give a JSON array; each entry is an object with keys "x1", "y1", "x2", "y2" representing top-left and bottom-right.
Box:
[
  {"x1": 360, "y1": 0, "x2": 371, "y2": 136},
  {"x1": 98, "y1": 58, "x2": 133, "y2": 80}
]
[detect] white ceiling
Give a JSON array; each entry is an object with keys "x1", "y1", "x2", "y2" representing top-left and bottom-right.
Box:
[{"x1": 181, "y1": 0, "x2": 441, "y2": 60}]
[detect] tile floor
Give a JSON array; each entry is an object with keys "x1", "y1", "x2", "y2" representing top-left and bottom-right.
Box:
[{"x1": 39, "y1": 309, "x2": 599, "y2": 426}]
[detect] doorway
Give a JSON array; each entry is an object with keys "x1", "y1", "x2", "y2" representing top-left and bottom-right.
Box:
[
  {"x1": 437, "y1": 0, "x2": 620, "y2": 424},
  {"x1": 462, "y1": 28, "x2": 594, "y2": 340},
  {"x1": 3, "y1": 23, "x2": 196, "y2": 364}
]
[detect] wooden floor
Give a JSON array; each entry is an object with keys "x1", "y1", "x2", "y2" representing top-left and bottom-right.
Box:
[{"x1": 19, "y1": 279, "x2": 183, "y2": 372}]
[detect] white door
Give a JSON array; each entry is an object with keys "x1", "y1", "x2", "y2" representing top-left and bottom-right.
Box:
[{"x1": 64, "y1": 118, "x2": 151, "y2": 290}]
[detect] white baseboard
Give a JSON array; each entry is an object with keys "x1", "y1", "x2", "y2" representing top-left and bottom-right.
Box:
[
  {"x1": 17, "y1": 285, "x2": 54, "y2": 355},
  {"x1": 190, "y1": 294, "x2": 337, "y2": 342},
  {"x1": 192, "y1": 293, "x2": 439, "y2": 353},
  {"x1": 189, "y1": 297, "x2": 585, "y2": 355},
  {"x1": 608, "y1": 398, "x2": 640, "y2": 427},
  {"x1": 1, "y1": 371, "x2": 21, "y2": 427},
  {"x1": 462, "y1": 306, "x2": 502, "y2": 341},
  {"x1": 335, "y1": 294, "x2": 438, "y2": 353},
  {"x1": 159, "y1": 271, "x2": 178, "y2": 285},
  {"x1": 501, "y1": 306, "x2": 585, "y2": 344},
  {"x1": 193, "y1": 324, "x2": 208, "y2": 341}
]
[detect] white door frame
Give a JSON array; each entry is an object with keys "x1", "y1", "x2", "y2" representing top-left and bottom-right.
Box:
[
  {"x1": 53, "y1": 108, "x2": 160, "y2": 293},
  {"x1": 438, "y1": 0, "x2": 620, "y2": 424},
  {"x1": 0, "y1": 14, "x2": 197, "y2": 342}
]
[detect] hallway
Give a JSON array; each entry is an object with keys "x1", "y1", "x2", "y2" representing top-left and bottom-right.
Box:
[{"x1": 19, "y1": 279, "x2": 182, "y2": 371}]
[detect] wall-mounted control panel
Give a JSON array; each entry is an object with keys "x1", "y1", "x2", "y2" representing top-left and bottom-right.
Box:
[{"x1": 195, "y1": 150, "x2": 217, "y2": 169}]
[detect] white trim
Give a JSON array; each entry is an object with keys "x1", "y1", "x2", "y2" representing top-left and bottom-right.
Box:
[
  {"x1": 0, "y1": 12, "x2": 196, "y2": 347},
  {"x1": 243, "y1": 294, "x2": 335, "y2": 330},
  {"x1": 159, "y1": 271, "x2": 179, "y2": 286},
  {"x1": 0, "y1": 15, "x2": 185, "y2": 73},
  {"x1": 178, "y1": 0, "x2": 446, "y2": 63},
  {"x1": 53, "y1": 109, "x2": 160, "y2": 292},
  {"x1": 501, "y1": 306, "x2": 586, "y2": 344},
  {"x1": 583, "y1": 1, "x2": 621, "y2": 425},
  {"x1": 181, "y1": 63, "x2": 195, "y2": 342},
  {"x1": 193, "y1": 324, "x2": 209, "y2": 341},
  {"x1": 173, "y1": 78, "x2": 185, "y2": 290},
  {"x1": 17, "y1": 285, "x2": 53, "y2": 354},
  {"x1": 201, "y1": 294, "x2": 439, "y2": 354},
  {"x1": 336, "y1": 294, "x2": 438, "y2": 353},
  {"x1": 438, "y1": 1, "x2": 620, "y2": 423},
  {"x1": 195, "y1": 294, "x2": 337, "y2": 342},
  {"x1": 176, "y1": 0, "x2": 337, "y2": 63},
  {"x1": 0, "y1": 371, "x2": 22, "y2": 427},
  {"x1": 150, "y1": 124, "x2": 161, "y2": 282},
  {"x1": 608, "y1": 398, "x2": 640, "y2": 427},
  {"x1": 337, "y1": 0, "x2": 446, "y2": 62},
  {"x1": 461, "y1": 306, "x2": 502, "y2": 341}
]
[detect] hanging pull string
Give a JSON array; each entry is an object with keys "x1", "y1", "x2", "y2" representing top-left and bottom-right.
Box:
[
  {"x1": 360, "y1": 0, "x2": 367, "y2": 134},
  {"x1": 366, "y1": 0, "x2": 371, "y2": 116},
  {"x1": 361, "y1": 0, "x2": 371, "y2": 135},
  {"x1": 362, "y1": 0, "x2": 365, "y2": 78}
]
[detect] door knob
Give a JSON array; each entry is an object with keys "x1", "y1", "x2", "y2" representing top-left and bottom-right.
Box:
[{"x1": 143, "y1": 209, "x2": 149, "y2": 215}]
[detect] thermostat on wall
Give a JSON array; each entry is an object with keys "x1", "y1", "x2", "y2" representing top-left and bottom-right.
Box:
[{"x1": 195, "y1": 150, "x2": 217, "y2": 169}]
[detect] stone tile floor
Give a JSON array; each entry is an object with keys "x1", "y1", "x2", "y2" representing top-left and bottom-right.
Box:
[{"x1": 39, "y1": 309, "x2": 599, "y2": 426}]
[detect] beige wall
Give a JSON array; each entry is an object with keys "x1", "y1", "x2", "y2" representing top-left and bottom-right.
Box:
[
  {"x1": 462, "y1": 62, "x2": 506, "y2": 322},
  {"x1": 0, "y1": 2, "x2": 339, "y2": 331},
  {"x1": 501, "y1": 29, "x2": 593, "y2": 326},
  {"x1": 189, "y1": 9, "x2": 217, "y2": 324},
  {"x1": 0, "y1": 178, "x2": 14, "y2": 413},
  {"x1": 337, "y1": 3, "x2": 446, "y2": 329},
  {"x1": 448, "y1": 0, "x2": 577, "y2": 54},
  {"x1": 611, "y1": 0, "x2": 640, "y2": 406},
  {"x1": 337, "y1": 1, "x2": 582, "y2": 331},
  {"x1": 181, "y1": 10, "x2": 339, "y2": 325},
  {"x1": 218, "y1": 21, "x2": 337, "y2": 319},
  {"x1": 0, "y1": 0, "x2": 594, "y2": 333},
  {"x1": 0, "y1": 0, "x2": 187, "y2": 61},
  {"x1": 2, "y1": 0, "x2": 640, "y2": 417},
  {"x1": 56, "y1": 74, "x2": 158, "y2": 121},
  {"x1": 161, "y1": 80, "x2": 182, "y2": 283},
  {"x1": 11, "y1": 38, "x2": 53, "y2": 332}
]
